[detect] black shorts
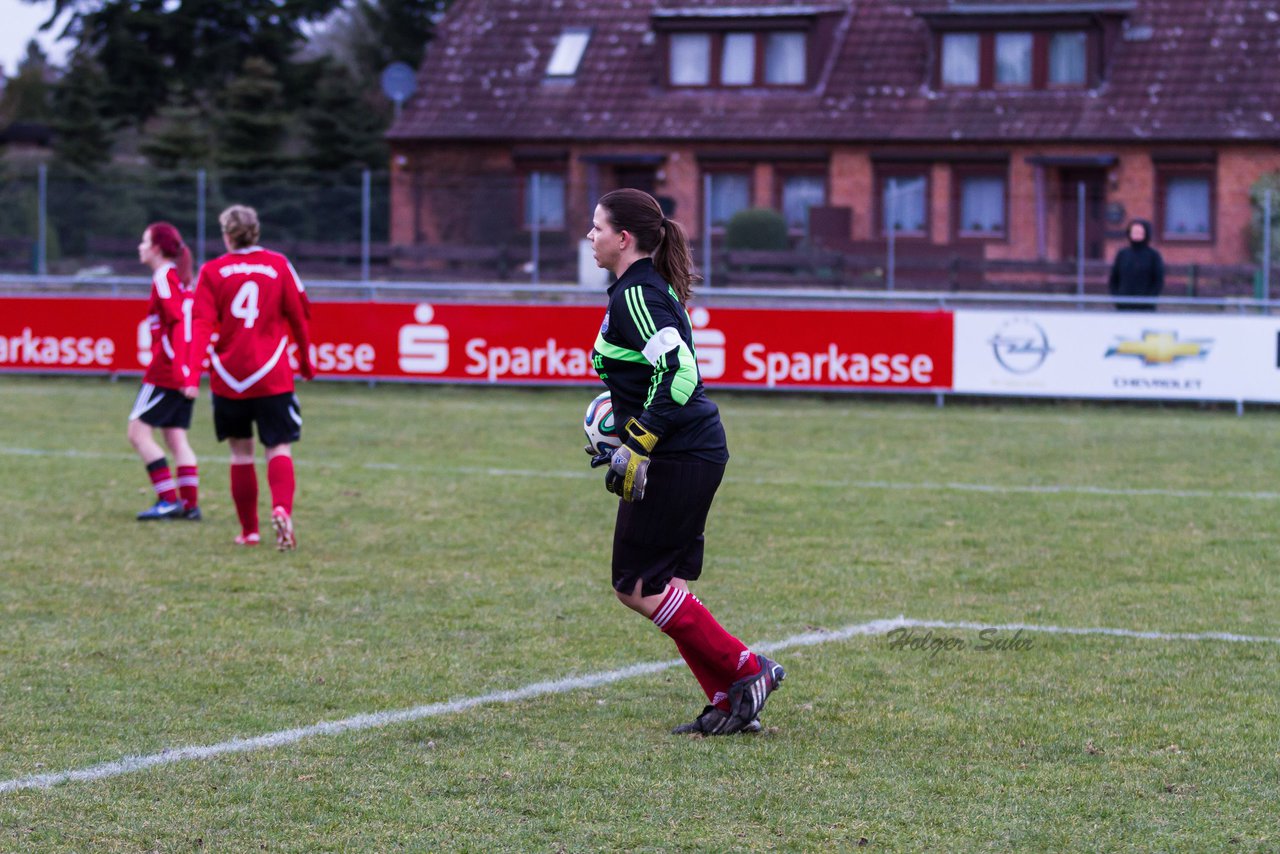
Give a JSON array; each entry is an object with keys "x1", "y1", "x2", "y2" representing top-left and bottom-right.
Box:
[
  {"x1": 129, "y1": 383, "x2": 194, "y2": 429},
  {"x1": 212, "y1": 392, "x2": 302, "y2": 448},
  {"x1": 612, "y1": 457, "x2": 726, "y2": 598}
]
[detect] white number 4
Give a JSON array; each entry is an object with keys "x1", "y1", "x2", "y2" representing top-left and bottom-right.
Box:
[{"x1": 231, "y1": 280, "x2": 260, "y2": 328}]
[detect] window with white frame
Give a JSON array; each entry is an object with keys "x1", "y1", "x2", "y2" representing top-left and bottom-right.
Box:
[
  {"x1": 764, "y1": 32, "x2": 806, "y2": 85},
  {"x1": 881, "y1": 173, "x2": 928, "y2": 236},
  {"x1": 958, "y1": 174, "x2": 1006, "y2": 237},
  {"x1": 1161, "y1": 174, "x2": 1212, "y2": 240},
  {"x1": 708, "y1": 172, "x2": 752, "y2": 226},
  {"x1": 670, "y1": 32, "x2": 711, "y2": 86},
  {"x1": 546, "y1": 28, "x2": 591, "y2": 77},
  {"x1": 781, "y1": 174, "x2": 826, "y2": 230},
  {"x1": 1048, "y1": 32, "x2": 1087, "y2": 85},
  {"x1": 941, "y1": 33, "x2": 980, "y2": 86},
  {"x1": 995, "y1": 32, "x2": 1032, "y2": 87},
  {"x1": 525, "y1": 172, "x2": 566, "y2": 230},
  {"x1": 721, "y1": 32, "x2": 756, "y2": 86}
]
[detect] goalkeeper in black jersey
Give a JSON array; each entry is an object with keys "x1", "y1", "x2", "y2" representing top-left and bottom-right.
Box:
[{"x1": 586, "y1": 188, "x2": 784, "y2": 735}]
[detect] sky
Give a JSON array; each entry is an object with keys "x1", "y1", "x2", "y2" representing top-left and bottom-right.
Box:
[{"x1": 0, "y1": 0, "x2": 70, "y2": 77}]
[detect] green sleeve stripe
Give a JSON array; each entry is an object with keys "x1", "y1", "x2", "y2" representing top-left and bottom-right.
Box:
[
  {"x1": 594, "y1": 331, "x2": 649, "y2": 364},
  {"x1": 645, "y1": 358, "x2": 666, "y2": 407},
  {"x1": 670, "y1": 341, "x2": 698, "y2": 404},
  {"x1": 624, "y1": 286, "x2": 657, "y2": 340}
]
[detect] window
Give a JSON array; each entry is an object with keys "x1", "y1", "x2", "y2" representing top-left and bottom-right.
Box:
[
  {"x1": 670, "y1": 33, "x2": 711, "y2": 86},
  {"x1": 1159, "y1": 172, "x2": 1213, "y2": 241},
  {"x1": 546, "y1": 28, "x2": 591, "y2": 77},
  {"x1": 707, "y1": 172, "x2": 752, "y2": 227},
  {"x1": 937, "y1": 29, "x2": 1092, "y2": 90},
  {"x1": 1048, "y1": 32, "x2": 1087, "y2": 85},
  {"x1": 668, "y1": 31, "x2": 808, "y2": 87},
  {"x1": 956, "y1": 172, "x2": 1007, "y2": 238},
  {"x1": 721, "y1": 33, "x2": 756, "y2": 86},
  {"x1": 879, "y1": 172, "x2": 929, "y2": 236},
  {"x1": 780, "y1": 174, "x2": 826, "y2": 231},
  {"x1": 525, "y1": 172, "x2": 566, "y2": 230},
  {"x1": 942, "y1": 33, "x2": 980, "y2": 87},
  {"x1": 764, "y1": 32, "x2": 806, "y2": 85},
  {"x1": 995, "y1": 32, "x2": 1032, "y2": 87}
]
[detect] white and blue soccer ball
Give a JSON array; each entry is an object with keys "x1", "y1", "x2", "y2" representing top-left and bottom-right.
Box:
[{"x1": 583, "y1": 391, "x2": 621, "y2": 455}]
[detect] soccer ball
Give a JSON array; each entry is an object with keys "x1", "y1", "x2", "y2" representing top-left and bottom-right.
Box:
[{"x1": 583, "y1": 391, "x2": 621, "y2": 455}]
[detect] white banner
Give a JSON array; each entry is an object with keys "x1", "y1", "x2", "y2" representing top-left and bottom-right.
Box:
[{"x1": 954, "y1": 311, "x2": 1280, "y2": 402}]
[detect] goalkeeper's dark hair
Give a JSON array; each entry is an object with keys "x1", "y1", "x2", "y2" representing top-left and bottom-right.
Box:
[{"x1": 599, "y1": 188, "x2": 700, "y2": 303}]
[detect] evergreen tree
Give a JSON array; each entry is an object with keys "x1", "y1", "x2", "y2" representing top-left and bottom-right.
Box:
[
  {"x1": 215, "y1": 57, "x2": 288, "y2": 173},
  {"x1": 49, "y1": 53, "x2": 113, "y2": 176},
  {"x1": 350, "y1": 0, "x2": 447, "y2": 72},
  {"x1": 0, "y1": 41, "x2": 54, "y2": 124},
  {"x1": 140, "y1": 95, "x2": 212, "y2": 170},
  {"x1": 302, "y1": 61, "x2": 387, "y2": 172},
  {"x1": 44, "y1": 0, "x2": 344, "y2": 126}
]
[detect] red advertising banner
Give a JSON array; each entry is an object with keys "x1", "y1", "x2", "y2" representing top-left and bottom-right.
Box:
[{"x1": 0, "y1": 296, "x2": 953, "y2": 390}]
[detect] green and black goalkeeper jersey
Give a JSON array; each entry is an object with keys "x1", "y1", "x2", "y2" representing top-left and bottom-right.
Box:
[{"x1": 591, "y1": 258, "x2": 728, "y2": 463}]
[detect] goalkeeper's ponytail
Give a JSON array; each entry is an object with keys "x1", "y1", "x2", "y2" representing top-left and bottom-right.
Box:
[{"x1": 599, "y1": 188, "x2": 701, "y2": 304}]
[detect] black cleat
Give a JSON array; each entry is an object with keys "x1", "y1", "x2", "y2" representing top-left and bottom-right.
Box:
[
  {"x1": 137, "y1": 499, "x2": 185, "y2": 521},
  {"x1": 672, "y1": 705, "x2": 762, "y2": 736},
  {"x1": 182, "y1": 506, "x2": 202, "y2": 521},
  {"x1": 725, "y1": 655, "x2": 785, "y2": 733}
]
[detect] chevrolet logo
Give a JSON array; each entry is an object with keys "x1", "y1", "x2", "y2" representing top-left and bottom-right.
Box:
[{"x1": 1106, "y1": 331, "x2": 1211, "y2": 365}]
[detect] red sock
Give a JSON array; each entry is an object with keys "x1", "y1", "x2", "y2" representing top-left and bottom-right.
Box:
[
  {"x1": 146, "y1": 458, "x2": 178, "y2": 503},
  {"x1": 177, "y1": 465, "x2": 199, "y2": 510},
  {"x1": 230, "y1": 463, "x2": 259, "y2": 536},
  {"x1": 267, "y1": 455, "x2": 295, "y2": 514},
  {"x1": 652, "y1": 587, "x2": 758, "y2": 711}
]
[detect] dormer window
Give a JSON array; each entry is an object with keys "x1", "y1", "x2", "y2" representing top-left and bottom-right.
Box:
[
  {"x1": 670, "y1": 33, "x2": 712, "y2": 85},
  {"x1": 546, "y1": 27, "x2": 591, "y2": 77},
  {"x1": 667, "y1": 29, "x2": 808, "y2": 88},
  {"x1": 1048, "y1": 32, "x2": 1088, "y2": 85},
  {"x1": 939, "y1": 30, "x2": 1091, "y2": 90},
  {"x1": 919, "y1": 1, "x2": 1124, "y2": 92}
]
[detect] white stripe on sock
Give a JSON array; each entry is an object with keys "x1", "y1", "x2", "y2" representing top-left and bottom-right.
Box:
[{"x1": 652, "y1": 587, "x2": 687, "y2": 629}]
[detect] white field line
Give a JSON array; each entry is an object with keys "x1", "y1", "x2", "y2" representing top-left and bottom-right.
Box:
[
  {"x1": 4, "y1": 615, "x2": 1280, "y2": 794},
  {"x1": 4, "y1": 445, "x2": 1277, "y2": 502}
]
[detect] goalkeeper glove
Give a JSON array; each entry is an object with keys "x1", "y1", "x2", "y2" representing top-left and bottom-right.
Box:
[
  {"x1": 605, "y1": 418, "x2": 660, "y2": 502},
  {"x1": 584, "y1": 443, "x2": 613, "y2": 469}
]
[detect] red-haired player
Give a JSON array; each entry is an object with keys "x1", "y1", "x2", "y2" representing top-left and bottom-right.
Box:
[
  {"x1": 186, "y1": 205, "x2": 314, "y2": 550},
  {"x1": 129, "y1": 222, "x2": 200, "y2": 521}
]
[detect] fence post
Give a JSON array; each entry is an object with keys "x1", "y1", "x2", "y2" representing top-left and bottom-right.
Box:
[
  {"x1": 702, "y1": 173, "x2": 712, "y2": 288},
  {"x1": 1264, "y1": 188, "x2": 1273, "y2": 302},
  {"x1": 530, "y1": 171, "x2": 541, "y2": 286},
  {"x1": 36, "y1": 163, "x2": 47, "y2": 276},
  {"x1": 361, "y1": 169, "x2": 372, "y2": 283},
  {"x1": 886, "y1": 179, "x2": 897, "y2": 292},
  {"x1": 1076, "y1": 180, "x2": 1085, "y2": 303},
  {"x1": 196, "y1": 169, "x2": 207, "y2": 271}
]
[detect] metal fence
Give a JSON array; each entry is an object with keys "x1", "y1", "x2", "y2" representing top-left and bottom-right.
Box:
[{"x1": 0, "y1": 164, "x2": 1275, "y2": 300}]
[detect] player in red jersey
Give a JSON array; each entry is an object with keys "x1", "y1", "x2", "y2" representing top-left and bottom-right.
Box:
[
  {"x1": 129, "y1": 222, "x2": 201, "y2": 521},
  {"x1": 186, "y1": 205, "x2": 315, "y2": 550}
]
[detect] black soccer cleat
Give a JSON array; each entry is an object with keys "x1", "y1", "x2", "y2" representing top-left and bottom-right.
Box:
[
  {"x1": 136, "y1": 499, "x2": 185, "y2": 521},
  {"x1": 672, "y1": 705, "x2": 762, "y2": 736},
  {"x1": 725, "y1": 655, "x2": 785, "y2": 733},
  {"x1": 182, "y1": 506, "x2": 202, "y2": 521}
]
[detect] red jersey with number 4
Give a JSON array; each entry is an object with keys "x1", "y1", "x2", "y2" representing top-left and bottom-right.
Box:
[
  {"x1": 188, "y1": 246, "x2": 313, "y2": 399},
  {"x1": 143, "y1": 263, "x2": 192, "y2": 390}
]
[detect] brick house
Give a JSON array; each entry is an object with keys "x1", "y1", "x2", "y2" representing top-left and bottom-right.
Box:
[{"x1": 387, "y1": 0, "x2": 1280, "y2": 287}]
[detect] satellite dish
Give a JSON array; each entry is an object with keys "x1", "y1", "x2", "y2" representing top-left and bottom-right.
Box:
[{"x1": 380, "y1": 62, "x2": 417, "y2": 116}]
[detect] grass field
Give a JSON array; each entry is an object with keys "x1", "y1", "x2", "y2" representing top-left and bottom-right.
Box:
[{"x1": 1, "y1": 374, "x2": 1278, "y2": 852}]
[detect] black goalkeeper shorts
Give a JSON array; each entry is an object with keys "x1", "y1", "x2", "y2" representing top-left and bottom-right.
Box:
[{"x1": 611, "y1": 457, "x2": 726, "y2": 598}]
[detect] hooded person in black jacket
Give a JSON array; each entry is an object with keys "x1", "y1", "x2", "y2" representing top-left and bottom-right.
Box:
[{"x1": 1108, "y1": 219, "x2": 1165, "y2": 311}]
